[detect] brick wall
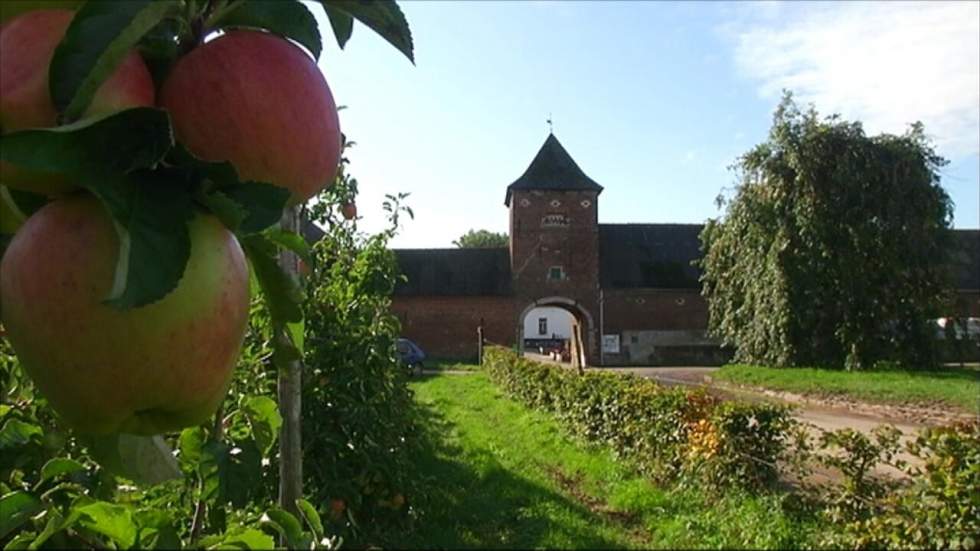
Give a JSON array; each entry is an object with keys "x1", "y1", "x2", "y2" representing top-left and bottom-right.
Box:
[
  {"x1": 510, "y1": 189, "x2": 602, "y2": 363},
  {"x1": 602, "y1": 288, "x2": 708, "y2": 333},
  {"x1": 391, "y1": 296, "x2": 516, "y2": 361}
]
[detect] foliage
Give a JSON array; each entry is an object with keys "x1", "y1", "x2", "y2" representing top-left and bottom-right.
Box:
[
  {"x1": 814, "y1": 422, "x2": 980, "y2": 550},
  {"x1": 297, "y1": 141, "x2": 425, "y2": 545},
  {"x1": 483, "y1": 346, "x2": 793, "y2": 492},
  {"x1": 406, "y1": 370, "x2": 819, "y2": 550},
  {"x1": 699, "y1": 92, "x2": 954, "y2": 370},
  {"x1": 714, "y1": 363, "x2": 980, "y2": 411},
  {"x1": 452, "y1": 228, "x2": 508, "y2": 248},
  {"x1": 1, "y1": 1, "x2": 415, "y2": 547},
  {"x1": 0, "y1": 334, "x2": 336, "y2": 549}
]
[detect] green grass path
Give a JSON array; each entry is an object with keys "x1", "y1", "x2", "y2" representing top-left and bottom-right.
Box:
[
  {"x1": 401, "y1": 371, "x2": 817, "y2": 549},
  {"x1": 714, "y1": 364, "x2": 980, "y2": 412}
]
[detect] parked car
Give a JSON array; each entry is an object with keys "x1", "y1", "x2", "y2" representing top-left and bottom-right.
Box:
[{"x1": 396, "y1": 338, "x2": 425, "y2": 376}]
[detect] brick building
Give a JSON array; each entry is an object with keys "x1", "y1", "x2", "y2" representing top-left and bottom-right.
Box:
[{"x1": 390, "y1": 134, "x2": 980, "y2": 366}]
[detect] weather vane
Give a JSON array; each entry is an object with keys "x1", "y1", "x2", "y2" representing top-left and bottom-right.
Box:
[{"x1": 547, "y1": 113, "x2": 553, "y2": 134}]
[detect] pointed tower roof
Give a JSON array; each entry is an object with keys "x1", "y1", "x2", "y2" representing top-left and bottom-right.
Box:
[{"x1": 504, "y1": 133, "x2": 604, "y2": 205}]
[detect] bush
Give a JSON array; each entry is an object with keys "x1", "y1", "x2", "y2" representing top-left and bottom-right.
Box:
[
  {"x1": 820, "y1": 422, "x2": 980, "y2": 550},
  {"x1": 483, "y1": 346, "x2": 793, "y2": 492},
  {"x1": 299, "y1": 186, "x2": 425, "y2": 545}
]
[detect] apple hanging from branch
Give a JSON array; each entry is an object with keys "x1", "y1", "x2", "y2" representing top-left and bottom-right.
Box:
[
  {"x1": 161, "y1": 30, "x2": 342, "y2": 205},
  {"x1": 0, "y1": 194, "x2": 250, "y2": 435},
  {"x1": 0, "y1": 9, "x2": 155, "y2": 196}
]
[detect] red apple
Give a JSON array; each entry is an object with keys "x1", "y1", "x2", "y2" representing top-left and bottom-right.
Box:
[
  {"x1": 0, "y1": 193, "x2": 250, "y2": 435},
  {"x1": 341, "y1": 202, "x2": 357, "y2": 220},
  {"x1": 160, "y1": 30, "x2": 341, "y2": 205},
  {"x1": 0, "y1": 9, "x2": 156, "y2": 195}
]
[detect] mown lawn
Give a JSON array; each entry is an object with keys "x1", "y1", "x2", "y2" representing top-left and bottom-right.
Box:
[
  {"x1": 714, "y1": 364, "x2": 980, "y2": 412},
  {"x1": 400, "y1": 371, "x2": 819, "y2": 549}
]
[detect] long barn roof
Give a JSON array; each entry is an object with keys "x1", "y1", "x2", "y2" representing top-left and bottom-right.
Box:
[{"x1": 382, "y1": 229, "x2": 978, "y2": 296}]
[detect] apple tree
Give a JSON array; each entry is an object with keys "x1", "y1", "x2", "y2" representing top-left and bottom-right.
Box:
[{"x1": 0, "y1": 0, "x2": 413, "y2": 547}]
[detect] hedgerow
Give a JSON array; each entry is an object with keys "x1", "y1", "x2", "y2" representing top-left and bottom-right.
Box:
[
  {"x1": 483, "y1": 346, "x2": 980, "y2": 550},
  {"x1": 483, "y1": 346, "x2": 792, "y2": 491}
]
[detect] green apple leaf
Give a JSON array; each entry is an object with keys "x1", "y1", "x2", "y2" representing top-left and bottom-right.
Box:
[
  {"x1": 177, "y1": 427, "x2": 206, "y2": 468},
  {"x1": 196, "y1": 189, "x2": 249, "y2": 232},
  {"x1": 261, "y1": 508, "x2": 308, "y2": 549},
  {"x1": 323, "y1": 4, "x2": 353, "y2": 49},
  {"x1": 73, "y1": 499, "x2": 138, "y2": 549},
  {"x1": 242, "y1": 234, "x2": 304, "y2": 326},
  {"x1": 170, "y1": 146, "x2": 290, "y2": 234},
  {"x1": 82, "y1": 170, "x2": 194, "y2": 309},
  {"x1": 166, "y1": 144, "x2": 240, "y2": 190},
  {"x1": 295, "y1": 499, "x2": 324, "y2": 540},
  {"x1": 50, "y1": 0, "x2": 178, "y2": 121},
  {"x1": 242, "y1": 232, "x2": 305, "y2": 367},
  {"x1": 197, "y1": 184, "x2": 289, "y2": 235},
  {"x1": 133, "y1": 509, "x2": 180, "y2": 550},
  {"x1": 0, "y1": 108, "x2": 174, "y2": 177},
  {"x1": 39, "y1": 458, "x2": 86, "y2": 484},
  {"x1": 243, "y1": 396, "x2": 282, "y2": 456},
  {"x1": 213, "y1": 0, "x2": 322, "y2": 60},
  {"x1": 263, "y1": 228, "x2": 313, "y2": 264},
  {"x1": 0, "y1": 418, "x2": 43, "y2": 449},
  {"x1": 317, "y1": 0, "x2": 414, "y2": 63},
  {"x1": 200, "y1": 527, "x2": 276, "y2": 550},
  {"x1": 82, "y1": 433, "x2": 182, "y2": 487},
  {"x1": 221, "y1": 184, "x2": 290, "y2": 234},
  {"x1": 27, "y1": 508, "x2": 77, "y2": 550},
  {"x1": 0, "y1": 491, "x2": 43, "y2": 539}
]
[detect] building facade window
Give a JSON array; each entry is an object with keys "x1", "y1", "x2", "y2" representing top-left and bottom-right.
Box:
[
  {"x1": 548, "y1": 266, "x2": 565, "y2": 281},
  {"x1": 538, "y1": 318, "x2": 548, "y2": 335}
]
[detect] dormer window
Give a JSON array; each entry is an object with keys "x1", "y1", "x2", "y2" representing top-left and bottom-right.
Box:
[{"x1": 548, "y1": 266, "x2": 565, "y2": 281}]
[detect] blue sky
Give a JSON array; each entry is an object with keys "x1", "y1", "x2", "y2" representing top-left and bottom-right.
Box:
[{"x1": 307, "y1": 1, "x2": 979, "y2": 248}]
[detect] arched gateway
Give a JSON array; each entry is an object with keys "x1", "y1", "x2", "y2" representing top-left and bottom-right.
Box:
[{"x1": 518, "y1": 297, "x2": 596, "y2": 368}]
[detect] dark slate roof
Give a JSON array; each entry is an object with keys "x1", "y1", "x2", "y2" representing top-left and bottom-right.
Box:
[
  {"x1": 393, "y1": 248, "x2": 512, "y2": 296},
  {"x1": 598, "y1": 225, "x2": 979, "y2": 291},
  {"x1": 599, "y1": 224, "x2": 704, "y2": 289},
  {"x1": 504, "y1": 133, "x2": 603, "y2": 205},
  {"x1": 951, "y1": 230, "x2": 979, "y2": 290}
]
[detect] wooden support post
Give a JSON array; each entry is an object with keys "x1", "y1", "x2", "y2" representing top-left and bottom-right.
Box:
[
  {"x1": 477, "y1": 317, "x2": 485, "y2": 365},
  {"x1": 277, "y1": 206, "x2": 302, "y2": 518}
]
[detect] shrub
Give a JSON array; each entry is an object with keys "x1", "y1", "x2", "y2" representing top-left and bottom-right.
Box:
[
  {"x1": 483, "y1": 346, "x2": 793, "y2": 491},
  {"x1": 820, "y1": 422, "x2": 980, "y2": 550},
  {"x1": 299, "y1": 188, "x2": 425, "y2": 545}
]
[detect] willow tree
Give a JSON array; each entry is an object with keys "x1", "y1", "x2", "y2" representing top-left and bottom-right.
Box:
[{"x1": 700, "y1": 94, "x2": 954, "y2": 370}]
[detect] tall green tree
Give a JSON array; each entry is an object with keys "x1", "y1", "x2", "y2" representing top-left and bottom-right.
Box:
[
  {"x1": 700, "y1": 93, "x2": 954, "y2": 370},
  {"x1": 453, "y1": 228, "x2": 508, "y2": 248}
]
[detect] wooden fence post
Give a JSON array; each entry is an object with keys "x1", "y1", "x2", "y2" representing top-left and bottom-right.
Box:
[
  {"x1": 277, "y1": 205, "x2": 302, "y2": 519},
  {"x1": 477, "y1": 318, "x2": 484, "y2": 366}
]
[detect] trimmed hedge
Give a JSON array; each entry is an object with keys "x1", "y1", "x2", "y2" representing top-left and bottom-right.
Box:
[{"x1": 483, "y1": 346, "x2": 793, "y2": 491}]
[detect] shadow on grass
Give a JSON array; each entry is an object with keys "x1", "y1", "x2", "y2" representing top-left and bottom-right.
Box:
[{"x1": 391, "y1": 400, "x2": 627, "y2": 550}]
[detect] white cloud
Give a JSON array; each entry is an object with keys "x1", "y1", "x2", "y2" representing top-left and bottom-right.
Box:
[{"x1": 728, "y1": 1, "x2": 980, "y2": 158}]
